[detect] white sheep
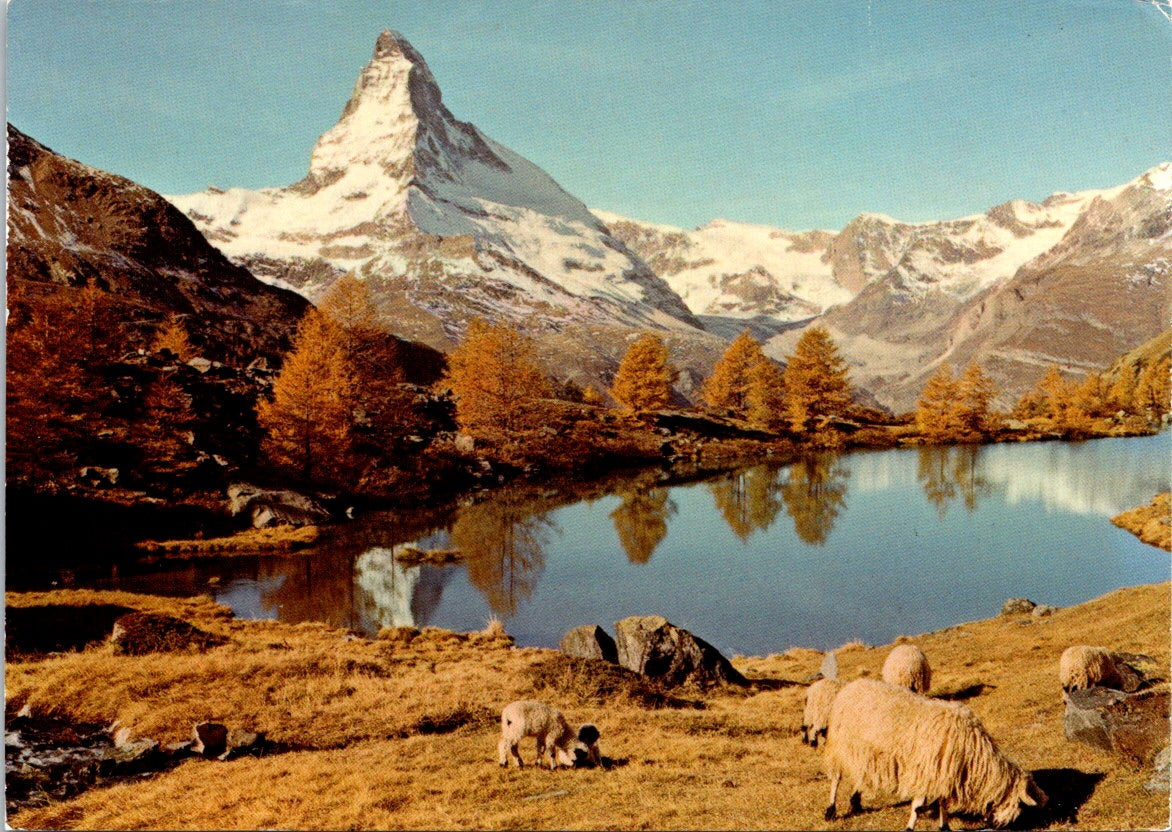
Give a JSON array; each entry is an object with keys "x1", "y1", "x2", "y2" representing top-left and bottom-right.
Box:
[
  {"x1": 1059, "y1": 645, "x2": 1119, "y2": 692},
  {"x1": 881, "y1": 643, "x2": 932, "y2": 694},
  {"x1": 497, "y1": 700, "x2": 600, "y2": 769},
  {"x1": 823, "y1": 679, "x2": 1046, "y2": 830},
  {"x1": 801, "y1": 677, "x2": 845, "y2": 747}
]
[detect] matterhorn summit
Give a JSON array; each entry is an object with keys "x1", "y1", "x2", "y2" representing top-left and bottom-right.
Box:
[{"x1": 170, "y1": 30, "x2": 699, "y2": 347}]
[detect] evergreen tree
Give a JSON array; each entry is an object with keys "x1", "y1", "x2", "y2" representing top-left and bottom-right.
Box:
[
  {"x1": 782, "y1": 326, "x2": 852, "y2": 434},
  {"x1": 257, "y1": 309, "x2": 354, "y2": 482},
  {"x1": 445, "y1": 319, "x2": 551, "y2": 436},
  {"x1": 704, "y1": 330, "x2": 766, "y2": 415},
  {"x1": 610, "y1": 333, "x2": 676, "y2": 413}
]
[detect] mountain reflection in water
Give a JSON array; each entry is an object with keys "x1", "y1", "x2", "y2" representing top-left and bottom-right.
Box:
[{"x1": 33, "y1": 433, "x2": 1170, "y2": 653}]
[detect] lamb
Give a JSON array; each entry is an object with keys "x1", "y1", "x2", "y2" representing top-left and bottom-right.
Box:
[
  {"x1": 497, "y1": 700, "x2": 600, "y2": 769},
  {"x1": 1059, "y1": 645, "x2": 1119, "y2": 692},
  {"x1": 881, "y1": 643, "x2": 931, "y2": 694},
  {"x1": 801, "y1": 677, "x2": 845, "y2": 747},
  {"x1": 823, "y1": 679, "x2": 1045, "y2": 830}
]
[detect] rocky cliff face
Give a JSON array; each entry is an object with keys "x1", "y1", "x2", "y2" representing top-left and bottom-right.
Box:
[
  {"x1": 6, "y1": 124, "x2": 308, "y2": 364},
  {"x1": 762, "y1": 165, "x2": 1172, "y2": 411},
  {"x1": 169, "y1": 30, "x2": 701, "y2": 350}
]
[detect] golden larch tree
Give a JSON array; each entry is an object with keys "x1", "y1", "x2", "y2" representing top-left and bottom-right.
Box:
[
  {"x1": 610, "y1": 333, "x2": 676, "y2": 414},
  {"x1": 445, "y1": 319, "x2": 552, "y2": 437},
  {"x1": 782, "y1": 325, "x2": 852, "y2": 434},
  {"x1": 956, "y1": 363, "x2": 998, "y2": 438},
  {"x1": 151, "y1": 315, "x2": 196, "y2": 361},
  {"x1": 915, "y1": 364, "x2": 962, "y2": 442},
  {"x1": 257, "y1": 309, "x2": 354, "y2": 482},
  {"x1": 1137, "y1": 356, "x2": 1171, "y2": 420},
  {"x1": 704, "y1": 330, "x2": 766, "y2": 415},
  {"x1": 746, "y1": 358, "x2": 787, "y2": 430}
]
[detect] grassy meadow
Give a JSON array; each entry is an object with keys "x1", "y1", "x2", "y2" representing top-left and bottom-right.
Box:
[{"x1": 5, "y1": 582, "x2": 1169, "y2": 830}]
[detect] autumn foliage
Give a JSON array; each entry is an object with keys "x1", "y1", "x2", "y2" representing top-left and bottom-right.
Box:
[
  {"x1": 611, "y1": 333, "x2": 676, "y2": 413},
  {"x1": 444, "y1": 319, "x2": 552, "y2": 437},
  {"x1": 915, "y1": 363, "x2": 998, "y2": 443},
  {"x1": 782, "y1": 325, "x2": 852, "y2": 434}
]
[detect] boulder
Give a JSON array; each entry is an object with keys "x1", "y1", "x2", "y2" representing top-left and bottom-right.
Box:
[
  {"x1": 109, "y1": 612, "x2": 227, "y2": 656},
  {"x1": 227, "y1": 483, "x2": 331, "y2": 529},
  {"x1": 1031, "y1": 604, "x2": 1059, "y2": 618},
  {"x1": 1000, "y1": 598, "x2": 1036, "y2": 616},
  {"x1": 612, "y1": 615, "x2": 746, "y2": 688},
  {"x1": 559, "y1": 625, "x2": 618, "y2": 664},
  {"x1": 1064, "y1": 685, "x2": 1170, "y2": 765}
]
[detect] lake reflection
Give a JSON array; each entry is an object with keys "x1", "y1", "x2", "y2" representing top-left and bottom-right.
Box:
[{"x1": 49, "y1": 434, "x2": 1170, "y2": 654}]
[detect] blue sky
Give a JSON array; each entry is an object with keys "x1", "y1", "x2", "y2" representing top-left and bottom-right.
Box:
[{"x1": 6, "y1": 1, "x2": 1170, "y2": 230}]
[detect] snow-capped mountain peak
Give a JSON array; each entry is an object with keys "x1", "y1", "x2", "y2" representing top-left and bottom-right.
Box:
[{"x1": 168, "y1": 31, "x2": 698, "y2": 344}]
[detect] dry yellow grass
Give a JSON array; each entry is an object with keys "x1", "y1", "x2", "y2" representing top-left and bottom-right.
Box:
[
  {"x1": 134, "y1": 524, "x2": 322, "y2": 556},
  {"x1": 1112, "y1": 493, "x2": 1172, "y2": 552},
  {"x1": 7, "y1": 582, "x2": 1169, "y2": 830}
]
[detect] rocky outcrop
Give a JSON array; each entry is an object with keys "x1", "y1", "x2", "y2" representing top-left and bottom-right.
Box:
[
  {"x1": 559, "y1": 625, "x2": 618, "y2": 664},
  {"x1": 612, "y1": 615, "x2": 746, "y2": 688},
  {"x1": 227, "y1": 484, "x2": 331, "y2": 529},
  {"x1": 6, "y1": 124, "x2": 308, "y2": 365},
  {"x1": 109, "y1": 612, "x2": 226, "y2": 656},
  {"x1": 1064, "y1": 685, "x2": 1170, "y2": 765}
]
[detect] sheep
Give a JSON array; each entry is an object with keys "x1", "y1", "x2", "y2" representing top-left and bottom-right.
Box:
[
  {"x1": 497, "y1": 700, "x2": 599, "y2": 769},
  {"x1": 823, "y1": 679, "x2": 1046, "y2": 830},
  {"x1": 801, "y1": 677, "x2": 845, "y2": 747},
  {"x1": 1059, "y1": 645, "x2": 1119, "y2": 692},
  {"x1": 882, "y1": 643, "x2": 932, "y2": 694}
]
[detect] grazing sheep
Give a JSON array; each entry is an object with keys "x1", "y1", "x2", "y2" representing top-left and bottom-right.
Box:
[
  {"x1": 1059, "y1": 645, "x2": 1119, "y2": 692},
  {"x1": 801, "y1": 678, "x2": 845, "y2": 747},
  {"x1": 882, "y1": 644, "x2": 932, "y2": 694},
  {"x1": 497, "y1": 700, "x2": 597, "y2": 769},
  {"x1": 824, "y1": 679, "x2": 1045, "y2": 830}
]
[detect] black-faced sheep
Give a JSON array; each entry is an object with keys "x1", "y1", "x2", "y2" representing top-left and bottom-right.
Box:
[
  {"x1": 823, "y1": 679, "x2": 1045, "y2": 830},
  {"x1": 801, "y1": 677, "x2": 845, "y2": 747},
  {"x1": 881, "y1": 643, "x2": 931, "y2": 694},
  {"x1": 1059, "y1": 645, "x2": 1119, "y2": 692},
  {"x1": 497, "y1": 700, "x2": 600, "y2": 769}
]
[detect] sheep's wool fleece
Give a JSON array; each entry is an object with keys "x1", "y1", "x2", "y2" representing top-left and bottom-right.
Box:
[{"x1": 825, "y1": 679, "x2": 1028, "y2": 821}]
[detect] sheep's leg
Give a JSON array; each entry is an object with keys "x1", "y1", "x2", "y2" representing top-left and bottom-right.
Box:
[
  {"x1": 825, "y1": 771, "x2": 840, "y2": 820},
  {"x1": 498, "y1": 737, "x2": 509, "y2": 767},
  {"x1": 905, "y1": 796, "x2": 925, "y2": 831},
  {"x1": 848, "y1": 791, "x2": 862, "y2": 816},
  {"x1": 936, "y1": 800, "x2": 949, "y2": 831}
]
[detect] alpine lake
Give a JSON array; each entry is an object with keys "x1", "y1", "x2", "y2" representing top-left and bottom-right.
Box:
[{"x1": 13, "y1": 433, "x2": 1170, "y2": 657}]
